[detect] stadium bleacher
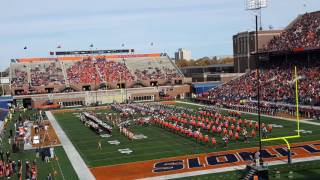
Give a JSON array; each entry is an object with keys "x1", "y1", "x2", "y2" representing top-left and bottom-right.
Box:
[
  {"x1": 267, "y1": 11, "x2": 320, "y2": 51},
  {"x1": 10, "y1": 54, "x2": 184, "y2": 95},
  {"x1": 208, "y1": 59, "x2": 320, "y2": 106},
  {"x1": 30, "y1": 61, "x2": 65, "y2": 86}
]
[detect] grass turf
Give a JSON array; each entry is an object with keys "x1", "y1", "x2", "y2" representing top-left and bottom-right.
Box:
[
  {"x1": 1, "y1": 109, "x2": 78, "y2": 180},
  {"x1": 53, "y1": 102, "x2": 320, "y2": 168}
]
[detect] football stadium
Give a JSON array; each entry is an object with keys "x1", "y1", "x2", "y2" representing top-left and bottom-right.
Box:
[{"x1": 1, "y1": 0, "x2": 320, "y2": 180}]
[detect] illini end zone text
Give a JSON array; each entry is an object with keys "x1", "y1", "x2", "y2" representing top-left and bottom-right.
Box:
[{"x1": 153, "y1": 142, "x2": 320, "y2": 173}]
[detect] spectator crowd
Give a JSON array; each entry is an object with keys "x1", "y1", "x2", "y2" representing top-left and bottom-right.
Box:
[
  {"x1": 208, "y1": 59, "x2": 320, "y2": 107},
  {"x1": 267, "y1": 12, "x2": 320, "y2": 51},
  {"x1": 30, "y1": 62, "x2": 65, "y2": 86}
]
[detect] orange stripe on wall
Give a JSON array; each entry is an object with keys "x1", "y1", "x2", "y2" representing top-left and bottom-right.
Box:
[{"x1": 16, "y1": 53, "x2": 161, "y2": 63}]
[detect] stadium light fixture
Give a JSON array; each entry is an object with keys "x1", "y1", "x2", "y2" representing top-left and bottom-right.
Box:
[
  {"x1": 245, "y1": 0, "x2": 267, "y2": 30},
  {"x1": 245, "y1": 0, "x2": 267, "y2": 10}
]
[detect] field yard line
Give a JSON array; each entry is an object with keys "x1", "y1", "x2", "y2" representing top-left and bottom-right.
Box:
[
  {"x1": 138, "y1": 155, "x2": 320, "y2": 180},
  {"x1": 46, "y1": 111, "x2": 95, "y2": 180},
  {"x1": 175, "y1": 101, "x2": 320, "y2": 126},
  {"x1": 56, "y1": 158, "x2": 66, "y2": 180}
]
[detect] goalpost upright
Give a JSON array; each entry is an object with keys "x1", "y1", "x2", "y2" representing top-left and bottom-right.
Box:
[{"x1": 261, "y1": 66, "x2": 301, "y2": 164}]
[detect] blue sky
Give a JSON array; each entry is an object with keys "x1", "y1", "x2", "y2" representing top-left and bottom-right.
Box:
[{"x1": 0, "y1": 0, "x2": 319, "y2": 71}]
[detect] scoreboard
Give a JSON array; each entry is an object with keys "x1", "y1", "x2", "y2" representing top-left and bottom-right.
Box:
[{"x1": 51, "y1": 49, "x2": 135, "y2": 56}]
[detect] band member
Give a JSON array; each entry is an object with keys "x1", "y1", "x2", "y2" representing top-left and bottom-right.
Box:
[
  {"x1": 223, "y1": 128, "x2": 228, "y2": 135},
  {"x1": 204, "y1": 135, "x2": 209, "y2": 144},
  {"x1": 236, "y1": 124, "x2": 241, "y2": 133},
  {"x1": 242, "y1": 128, "x2": 249, "y2": 143},
  {"x1": 235, "y1": 132, "x2": 239, "y2": 141},
  {"x1": 249, "y1": 121, "x2": 253, "y2": 128},
  {"x1": 98, "y1": 140, "x2": 102, "y2": 150},
  {"x1": 229, "y1": 130, "x2": 233, "y2": 139},
  {"x1": 211, "y1": 125, "x2": 217, "y2": 134},
  {"x1": 251, "y1": 129, "x2": 256, "y2": 138},
  {"x1": 255, "y1": 122, "x2": 259, "y2": 130},
  {"x1": 211, "y1": 137, "x2": 217, "y2": 148},
  {"x1": 262, "y1": 126, "x2": 268, "y2": 138},
  {"x1": 222, "y1": 135, "x2": 229, "y2": 148},
  {"x1": 231, "y1": 124, "x2": 235, "y2": 131},
  {"x1": 267, "y1": 124, "x2": 273, "y2": 133}
]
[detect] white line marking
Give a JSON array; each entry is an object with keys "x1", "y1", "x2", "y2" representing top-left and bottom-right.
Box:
[{"x1": 46, "y1": 111, "x2": 95, "y2": 180}]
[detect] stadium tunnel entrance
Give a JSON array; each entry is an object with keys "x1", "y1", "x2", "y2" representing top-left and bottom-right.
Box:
[
  {"x1": 82, "y1": 85, "x2": 91, "y2": 91},
  {"x1": 22, "y1": 98, "x2": 32, "y2": 108}
]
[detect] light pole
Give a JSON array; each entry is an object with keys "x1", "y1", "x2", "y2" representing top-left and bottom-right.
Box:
[
  {"x1": 245, "y1": 0, "x2": 267, "y2": 158},
  {"x1": 122, "y1": 58, "x2": 128, "y2": 103},
  {"x1": 255, "y1": 15, "x2": 262, "y2": 152},
  {"x1": 90, "y1": 44, "x2": 98, "y2": 105}
]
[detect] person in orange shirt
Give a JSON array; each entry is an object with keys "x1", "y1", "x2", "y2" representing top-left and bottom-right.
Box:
[
  {"x1": 268, "y1": 124, "x2": 273, "y2": 133},
  {"x1": 229, "y1": 130, "x2": 233, "y2": 139},
  {"x1": 199, "y1": 133, "x2": 204, "y2": 143},
  {"x1": 235, "y1": 132, "x2": 239, "y2": 141},
  {"x1": 249, "y1": 121, "x2": 253, "y2": 128},
  {"x1": 211, "y1": 125, "x2": 216, "y2": 134},
  {"x1": 231, "y1": 124, "x2": 235, "y2": 131},
  {"x1": 223, "y1": 128, "x2": 228, "y2": 135},
  {"x1": 251, "y1": 129, "x2": 256, "y2": 138},
  {"x1": 236, "y1": 125, "x2": 241, "y2": 133},
  {"x1": 211, "y1": 137, "x2": 217, "y2": 148},
  {"x1": 255, "y1": 122, "x2": 259, "y2": 130},
  {"x1": 204, "y1": 135, "x2": 209, "y2": 144}
]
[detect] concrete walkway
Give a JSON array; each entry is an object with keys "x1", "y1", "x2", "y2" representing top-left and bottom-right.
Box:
[
  {"x1": 46, "y1": 111, "x2": 95, "y2": 180},
  {"x1": 175, "y1": 101, "x2": 320, "y2": 126}
]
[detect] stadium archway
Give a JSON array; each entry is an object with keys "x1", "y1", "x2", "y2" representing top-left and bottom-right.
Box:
[
  {"x1": 82, "y1": 85, "x2": 91, "y2": 91},
  {"x1": 98, "y1": 83, "x2": 109, "y2": 90},
  {"x1": 163, "y1": 81, "x2": 172, "y2": 86},
  {"x1": 14, "y1": 89, "x2": 25, "y2": 95},
  {"x1": 60, "y1": 87, "x2": 77, "y2": 93},
  {"x1": 132, "y1": 82, "x2": 147, "y2": 88},
  {"x1": 150, "y1": 81, "x2": 158, "y2": 87}
]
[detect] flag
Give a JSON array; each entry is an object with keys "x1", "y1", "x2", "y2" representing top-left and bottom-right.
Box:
[
  {"x1": 24, "y1": 46, "x2": 27, "y2": 49},
  {"x1": 89, "y1": 44, "x2": 94, "y2": 47}
]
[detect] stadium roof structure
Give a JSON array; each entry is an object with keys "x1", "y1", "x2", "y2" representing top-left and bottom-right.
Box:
[{"x1": 179, "y1": 64, "x2": 234, "y2": 69}]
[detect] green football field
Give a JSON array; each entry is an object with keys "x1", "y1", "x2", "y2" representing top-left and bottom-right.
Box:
[{"x1": 53, "y1": 101, "x2": 320, "y2": 169}]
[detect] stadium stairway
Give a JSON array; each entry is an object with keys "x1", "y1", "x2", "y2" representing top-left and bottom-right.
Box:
[
  {"x1": 167, "y1": 55, "x2": 184, "y2": 77},
  {"x1": 27, "y1": 63, "x2": 31, "y2": 85},
  {"x1": 242, "y1": 168, "x2": 257, "y2": 180},
  {"x1": 60, "y1": 61, "x2": 70, "y2": 87},
  {"x1": 94, "y1": 62, "x2": 105, "y2": 83}
]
